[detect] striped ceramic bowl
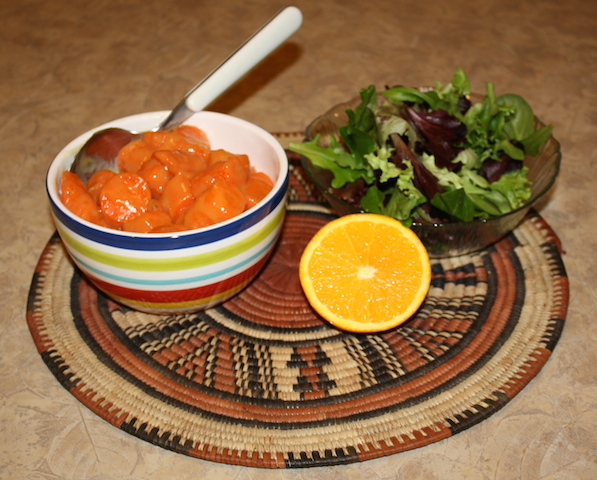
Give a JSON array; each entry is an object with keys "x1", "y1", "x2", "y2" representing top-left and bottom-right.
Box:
[{"x1": 46, "y1": 111, "x2": 288, "y2": 314}]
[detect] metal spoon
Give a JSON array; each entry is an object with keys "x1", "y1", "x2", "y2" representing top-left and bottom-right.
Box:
[{"x1": 71, "y1": 6, "x2": 302, "y2": 182}]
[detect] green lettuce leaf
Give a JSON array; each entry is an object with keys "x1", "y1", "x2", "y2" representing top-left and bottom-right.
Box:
[
  {"x1": 360, "y1": 160, "x2": 425, "y2": 225},
  {"x1": 339, "y1": 85, "x2": 378, "y2": 165},
  {"x1": 489, "y1": 167, "x2": 532, "y2": 210},
  {"x1": 434, "y1": 67, "x2": 471, "y2": 116},
  {"x1": 364, "y1": 146, "x2": 401, "y2": 183},
  {"x1": 521, "y1": 125, "x2": 553, "y2": 156},
  {"x1": 288, "y1": 135, "x2": 374, "y2": 188},
  {"x1": 382, "y1": 87, "x2": 441, "y2": 109},
  {"x1": 496, "y1": 93, "x2": 535, "y2": 141},
  {"x1": 431, "y1": 188, "x2": 476, "y2": 222}
]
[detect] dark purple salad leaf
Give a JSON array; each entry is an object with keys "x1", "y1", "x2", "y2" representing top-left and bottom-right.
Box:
[
  {"x1": 331, "y1": 177, "x2": 368, "y2": 208},
  {"x1": 479, "y1": 152, "x2": 523, "y2": 183},
  {"x1": 390, "y1": 133, "x2": 445, "y2": 201},
  {"x1": 458, "y1": 95, "x2": 472, "y2": 115},
  {"x1": 404, "y1": 107, "x2": 467, "y2": 169}
]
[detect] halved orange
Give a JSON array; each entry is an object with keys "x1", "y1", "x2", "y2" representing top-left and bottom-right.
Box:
[{"x1": 299, "y1": 213, "x2": 431, "y2": 333}]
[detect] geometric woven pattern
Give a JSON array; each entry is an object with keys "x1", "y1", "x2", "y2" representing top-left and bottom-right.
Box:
[{"x1": 27, "y1": 140, "x2": 568, "y2": 468}]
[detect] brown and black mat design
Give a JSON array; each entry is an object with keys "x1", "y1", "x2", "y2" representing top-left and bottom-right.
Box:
[{"x1": 27, "y1": 134, "x2": 568, "y2": 468}]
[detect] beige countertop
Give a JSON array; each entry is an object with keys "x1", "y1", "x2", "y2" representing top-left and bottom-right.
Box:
[{"x1": 2, "y1": 0, "x2": 596, "y2": 478}]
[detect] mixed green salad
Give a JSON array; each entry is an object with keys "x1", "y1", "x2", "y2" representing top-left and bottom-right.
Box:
[{"x1": 290, "y1": 68, "x2": 553, "y2": 226}]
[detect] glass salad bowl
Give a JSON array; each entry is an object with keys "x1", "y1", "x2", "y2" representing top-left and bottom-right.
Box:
[{"x1": 300, "y1": 95, "x2": 562, "y2": 258}]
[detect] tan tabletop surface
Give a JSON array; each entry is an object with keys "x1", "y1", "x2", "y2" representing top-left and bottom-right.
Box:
[{"x1": 2, "y1": 0, "x2": 596, "y2": 478}]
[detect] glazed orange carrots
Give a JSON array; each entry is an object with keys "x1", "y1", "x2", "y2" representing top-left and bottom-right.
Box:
[
  {"x1": 99, "y1": 172, "x2": 152, "y2": 226},
  {"x1": 184, "y1": 178, "x2": 246, "y2": 229},
  {"x1": 160, "y1": 174, "x2": 195, "y2": 221},
  {"x1": 60, "y1": 125, "x2": 274, "y2": 233},
  {"x1": 243, "y1": 171, "x2": 275, "y2": 209},
  {"x1": 122, "y1": 210, "x2": 172, "y2": 233},
  {"x1": 60, "y1": 171, "x2": 105, "y2": 226},
  {"x1": 87, "y1": 169, "x2": 116, "y2": 203},
  {"x1": 117, "y1": 140, "x2": 154, "y2": 173}
]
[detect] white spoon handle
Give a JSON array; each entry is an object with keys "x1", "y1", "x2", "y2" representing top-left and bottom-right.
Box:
[{"x1": 160, "y1": 6, "x2": 302, "y2": 129}]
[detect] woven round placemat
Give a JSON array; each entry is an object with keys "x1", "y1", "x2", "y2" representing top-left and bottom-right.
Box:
[{"x1": 27, "y1": 133, "x2": 568, "y2": 469}]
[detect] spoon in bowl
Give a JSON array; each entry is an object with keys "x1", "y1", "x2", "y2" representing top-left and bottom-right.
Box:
[{"x1": 71, "y1": 6, "x2": 302, "y2": 182}]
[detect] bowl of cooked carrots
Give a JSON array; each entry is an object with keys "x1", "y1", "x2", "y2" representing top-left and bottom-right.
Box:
[{"x1": 46, "y1": 111, "x2": 289, "y2": 314}]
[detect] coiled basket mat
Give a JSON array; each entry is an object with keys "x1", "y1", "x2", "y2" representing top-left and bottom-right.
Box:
[{"x1": 27, "y1": 133, "x2": 569, "y2": 469}]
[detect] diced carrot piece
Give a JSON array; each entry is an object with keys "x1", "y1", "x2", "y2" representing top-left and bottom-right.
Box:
[
  {"x1": 143, "y1": 126, "x2": 210, "y2": 160},
  {"x1": 175, "y1": 125, "x2": 211, "y2": 157},
  {"x1": 181, "y1": 206, "x2": 211, "y2": 229},
  {"x1": 137, "y1": 157, "x2": 173, "y2": 197},
  {"x1": 122, "y1": 210, "x2": 173, "y2": 233},
  {"x1": 189, "y1": 170, "x2": 216, "y2": 198},
  {"x1": 189, "y1": 154, "x2": 250, "y2": 198},
  {"x1": 141, "y1": 131, "x2": 169, "y2": 150},
  {"x1": 151, "y1": 223, "x2": 191, "y2": 233},
  {"x1": 243, "y1": 172, "x2": 274, "y2": 210},
  {"x1": 160, "y1": 175, "x2": 195, "y2": 221},
  {"x1": 183, "y1": 178, "x2": 246, "y2": 229},
  {"x1": 87, "y1": 169, "x2": 116, "y2": 204},
  {"x1": 99, "y1": 172, "x2": 151, "y2": 225},
  {"x1": 153, "y1": 150, "x2": 207, "y2": 177},
  {"x1": 142, "y1": 130, "x2": 193, "y2": 152},
  {"x1": 208, "y1": 148, "x2": 235, "y2": 166},
  {"x1": 117, "y1": 139, "x2": 154, "y2": 173},
  {"x1": 147, "y1": 198, "x2": 165, "y2": 212},
  {"x1": 60, "y1": 171, "x2": 105, "y2": 226},
  {"x1": 209, "y1": 155, "x2": 251, "y2": 188},
  {"x1": 249, "y1": 171, "x2": 274, "y2": 187}
]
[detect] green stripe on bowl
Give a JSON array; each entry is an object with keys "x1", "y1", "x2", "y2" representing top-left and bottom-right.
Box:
[{"x1": 58, "y1": 206, "x2": 285, "y2": 272}]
